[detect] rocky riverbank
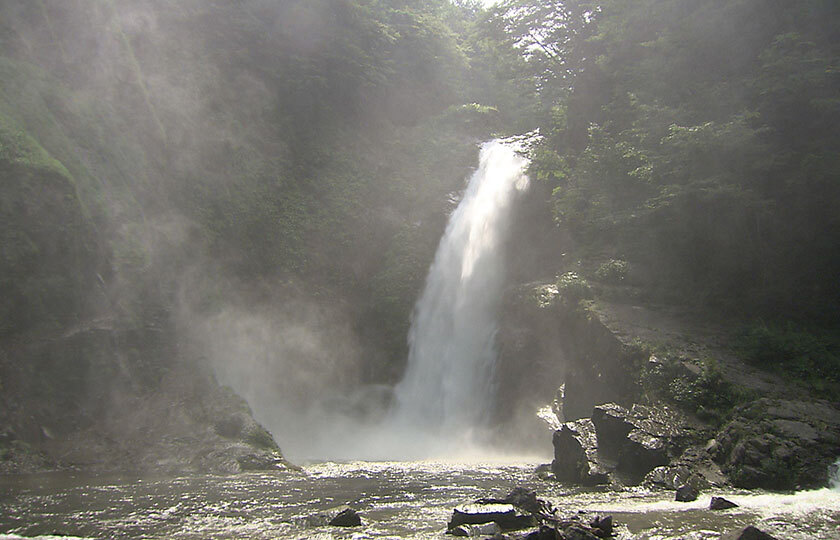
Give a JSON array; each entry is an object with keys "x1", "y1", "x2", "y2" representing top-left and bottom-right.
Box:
[
  {"x1": 441, "y1": 487, "x2": 783, "y2": 540},
  {"x1": 496, "y1": 282, "x2": 840, "y2": 492},
  {"x1": 0, "y1": 320, "x2": 293, "y2": 476}
]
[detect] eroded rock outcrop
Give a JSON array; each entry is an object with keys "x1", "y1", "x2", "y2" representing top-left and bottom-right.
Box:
[
  {"x1": 711, "y1": 398, "x2": 840, "y2": 490},
  {"x1": 0, "y1": 323, "x2": 293, "y2": 475},
  {"x1": 553, "y1": 402, "x2": 690, "y2": 486},
  {"x1": 551, "y1": 419, "x2": 610, "y2": 485}
]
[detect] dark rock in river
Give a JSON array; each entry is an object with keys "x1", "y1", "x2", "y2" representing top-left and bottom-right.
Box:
[
  {"x1": 450, "y1": 522, "x2": 502, "y2": 537},
  {"x1": 522, "y1": 525, "x2": 561, "y2": 540},
  {"x1": 709, "y1": 496, "x2": 738, "y2": 510},
  {"x1": 591, "y1": 403, "x2": 681, "y2": 484},
  {"x1": 644, "y1": 445, "x2": 728, "y2": 490},
  {"x1": 448, "y1": 503, "x2": 536, "y2": 532},
  {"x1": 675, "y1": 484, "x2": 699, "y2": 502},
  {"x1": 306, "y1": 505, "x2": 362, "y2": 527},
  {"x1": 329, "y1": 506, "x2": 362, "y2": 527},
  {"x1": 713, "y1": 398, "x2": 840, "y2": 490},
  {"x1": 589, "y1": 515, "x2": 613, "y2": 538},
  {"x1": 720, "y1": 525, "x2": 779, "y2": 540},
  {"x1": 505, "y1": 487, "x2": 541, "y2": 513},
  {"x1": 552, "y1": 419, "x2": 610, "y2": 485},
  {"x1": 534, "y1": 463, "x2": 553, "y2": 480},
  {"x1": 563, "y1": 525, "x2": 601, "y2": 540}
]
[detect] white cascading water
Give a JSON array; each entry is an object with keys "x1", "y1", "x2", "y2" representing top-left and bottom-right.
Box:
[{"x1": 383, "y1": 140, "x2": 529, "y2": 458}]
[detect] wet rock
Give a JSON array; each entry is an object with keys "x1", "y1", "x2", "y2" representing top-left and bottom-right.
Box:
[
  {"x1": 589, "y1": 515, "x2": 613, "y2": 538},
  {"x1": 235, "y1": 449, "x2": 286, "y2": 471},
  {"x1": 709, "y1": 496, "x2": 738, "y2": 510},
  {"x1": 329, "y1": 506, "x2": 362, "y2": 527},
  {"x1": 214, "y1": 413, "x2": 245, "y2": 438},
  {"x1": 521, "y1": 525, "x2": 560, "y2": 540},
  {"x1": 644, "y1": 445, "x2": 728, "y2": 490},
  {"x1": 563, "y1": 525, "x2": 601, "y2": 540},
  {"x1": 591, "y1": 403, "x2": 681, "y2": 484},
  {"x1": 720, "y1": 525, "x2": 779, "y2": 540},
  {"x1": 504, "y1": 487, "x2": 543, "y2": 515},
  {"x1": 305, "y1": 505, "x2": 362, "y2": 527},
  {"x1": 713, "y1": 398, "x2": 840, "y2": 490},
  {"x1": 534, "y1": 463, "x2": 553, "y2": 480},
  {"x1": 551, "y1": 419, "x2": 611, "y2": 485},
  {"x1": 475, "y1": 487, "x2": 545, "y2": 515},
  {"x1": 675, "y1": 484, "x2": 698, "y2": 502},
  {"x1": 448, "y1": 504, "x2": 537, "y2": 532},
  {"x1": 450, "y1": 522, "x2": 501, "y2": 537},
  {"x1": 645, "y1": 465, "x2": 692, "y2": 490}
]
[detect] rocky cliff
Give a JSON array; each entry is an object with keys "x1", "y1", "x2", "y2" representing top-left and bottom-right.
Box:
[{"x1": 495, "y1": 281, "x2": 840, "y2": 491}]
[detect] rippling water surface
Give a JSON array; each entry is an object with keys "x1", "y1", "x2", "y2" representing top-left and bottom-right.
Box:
[{"x1": 2, "y1": 461, "x2": 839, "y2": 539}]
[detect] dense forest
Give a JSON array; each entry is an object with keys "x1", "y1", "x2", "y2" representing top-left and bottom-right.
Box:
[{"x1": 0, "y1": 0, "x2": 838, "y2": 469}]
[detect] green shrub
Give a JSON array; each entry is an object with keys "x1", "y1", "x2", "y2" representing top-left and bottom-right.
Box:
[
  {"x1": 595, "y1": 259, "x2": 629, "y2": 283},
  {"x1": 734, "y1": 322, "x2": 840, "y2": 396},
  {"x1": 555, "y1": 271, "x2": 593, "y2": 301},
  {"x1": 637, "y1": 350, "x2": 747, "y2": 425}
]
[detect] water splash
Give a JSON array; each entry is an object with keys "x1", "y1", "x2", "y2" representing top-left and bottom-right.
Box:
[{"x1": 381, "y1": 140, "x2": 529, "y2": 458}]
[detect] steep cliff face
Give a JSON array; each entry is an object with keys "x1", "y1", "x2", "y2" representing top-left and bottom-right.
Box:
[
  {"x1": 0, "y1": 323, "x2": 291, "y2": 475},
  {"x1": 0, "y1": 44, "x2": 290, "y2": 474},
  {"x1": 493, "y1": 285, "x2": 638, "y2": 437},
  {"x1": 0, "y1": 121, "x2": 288, "y2": 474}
]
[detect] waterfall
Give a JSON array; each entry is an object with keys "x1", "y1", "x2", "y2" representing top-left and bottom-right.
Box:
[{"x1": 386, "y1": 140, "x2": 529, "y2": 457}]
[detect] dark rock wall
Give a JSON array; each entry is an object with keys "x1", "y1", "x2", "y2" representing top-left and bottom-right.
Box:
[{"x1": 493, "y1": 286, "x2": 639, "y2": 437}]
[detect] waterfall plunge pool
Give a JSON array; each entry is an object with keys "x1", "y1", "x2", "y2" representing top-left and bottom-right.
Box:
[{"x1": 2, "y1": 460, "x2": 839, "y2": 539}]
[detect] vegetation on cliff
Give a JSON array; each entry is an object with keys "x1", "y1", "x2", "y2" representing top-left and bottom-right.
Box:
[
  {"x1": 491, "y1": 0, "x2": 840, "y2": 385},
  {"x1": 0, "y1": 0, "x2": 838, "y2": 471}
]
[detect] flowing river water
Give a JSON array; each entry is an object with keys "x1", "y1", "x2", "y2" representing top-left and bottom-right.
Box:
[{"x1": 2, "y1": 460, "x2": 840, "y2": 539}]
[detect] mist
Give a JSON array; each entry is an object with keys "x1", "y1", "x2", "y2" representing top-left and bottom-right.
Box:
[{"x1": 2, "y1": 4, "x2": 840, "y2": 539}]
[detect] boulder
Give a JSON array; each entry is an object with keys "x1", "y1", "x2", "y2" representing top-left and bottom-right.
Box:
[
  {"x1": 475, "y1": 488, "x2": 548, "y2": 516},
  {"x1": 589, "y1": 515, "x2": 613, "y2": 538},
  {"x1": 709, "y1": 496, "x2": 738, "y2": 510},
  {"x1": 329, "y1": 506, "x2": 362, "y2": 527},
  {"x1": 522, "y1": 525, "x2": 560, "y2": 540},
  {"x1": 450, "y1": 522, "x2": 501, "y2": 537},
  {"x1": 644, "y1": 445, "x2": 728, "y2": 490},
  {"x1": 448, "y1": 504, "x2": 536, "y2": 532},
  {"x1": 675, "y1": 484, "x2": 698, "y2": 502},
  {"x1": 505, "y1": 487, "x2": 541, "y2": 514},
  {"x1": 552, "y1": 419, "x2": 611, "y2": 485},
  {"x1": 591, "y1": 403, "x2": 682, "y2": 484},
  {"x1": 713, "y1": 399, "x2": 840, "y2": 490},
  {"x1": 564, "y1": 525, "x2": 601, "y2": 540},
  {"x1": 305, "y1": 505, "x2": 362, "y2": 527},
  {"x1": 534, "y1": 463, "x2": 553, "y2": 480},
  {"x1": 720, "y1": 526, "x2": 778, "y2": 540}
]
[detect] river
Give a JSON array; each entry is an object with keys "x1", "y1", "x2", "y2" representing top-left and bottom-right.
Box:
[{"x1": 2, "y1": 460, "x2": 839, "y2": 539}]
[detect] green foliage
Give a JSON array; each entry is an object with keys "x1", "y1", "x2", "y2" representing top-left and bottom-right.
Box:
[
  {"x1": 734, "y1": 322, "x2": 840, "y2": 397},
  {"x1": 0, "y1": 109, "x2": 96, "y2": 336},
  {"x1": 555, "y1": 271, "x2": 593, "y2": 302},
  {"x1": 0, "y1": 113, "x2": 70, "y2": 178},
  {"x1": 595, "y1": 259, "x2": 628, "y2": 284},
  {"x1": 515, "y1": 0, "x2": 840, "y2": 320},
  {"x1": 636, "y1": 348, "x2": 750, "y2": 425}
]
